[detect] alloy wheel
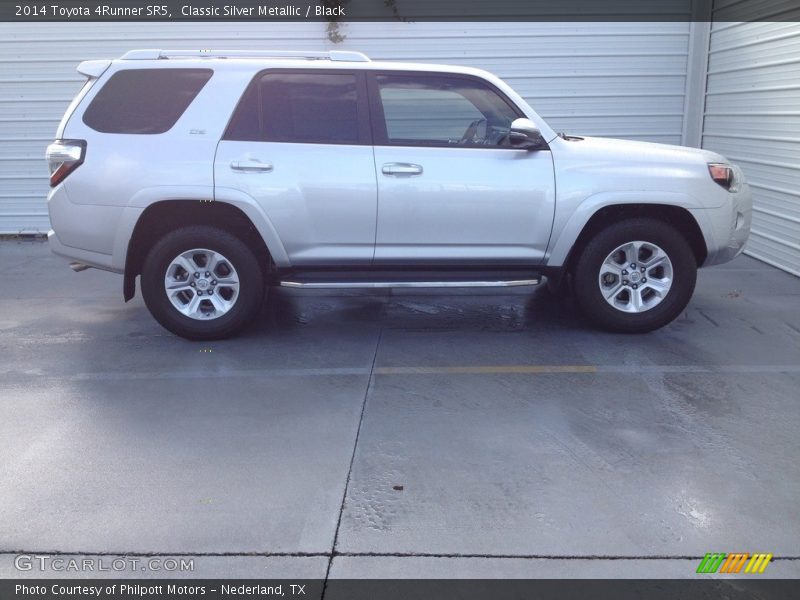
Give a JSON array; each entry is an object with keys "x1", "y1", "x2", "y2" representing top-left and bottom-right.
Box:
[
  {"x1": 598, "y1": 240, "x2": 673, "y2": 313},
  {"x1": 163, "y1": 248, "x2": 240, "y2": 320}
]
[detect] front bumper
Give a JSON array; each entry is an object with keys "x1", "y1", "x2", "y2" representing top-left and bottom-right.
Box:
[{"x1": 692, "y1": 183, "x2": 753, "y2": 267}]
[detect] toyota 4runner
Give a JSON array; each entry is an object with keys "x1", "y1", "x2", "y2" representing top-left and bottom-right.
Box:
[{"x1": 46, "y1": 49, "x2": 752, "y2": 340}]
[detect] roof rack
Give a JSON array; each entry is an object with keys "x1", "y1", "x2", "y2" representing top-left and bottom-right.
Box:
[{"x1": 120, "y1": 49, "x2": 371, "y2": 62}]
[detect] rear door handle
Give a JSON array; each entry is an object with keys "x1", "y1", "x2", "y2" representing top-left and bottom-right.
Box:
[
  {"x1": 382, "y1": 162, "x2": 423, "y2": 176},
  {"x1": 230, "y1": 159, "x2": 273, "y2": 173}
]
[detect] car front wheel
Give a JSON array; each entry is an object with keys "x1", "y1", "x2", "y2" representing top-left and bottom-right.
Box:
[
  {"x1": 572, "y1": 218, "x2": 697, "y2": 333},
  {"x1": 141, "y1": 225, "x2": 265, "y2": 340}
]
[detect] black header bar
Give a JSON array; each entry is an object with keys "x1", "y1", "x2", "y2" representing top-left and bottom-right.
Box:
[
  {"x1": 2, "y1": 579, "x2": 800, "y2": 600},
  {"x1": 2, "y1": 0, "x2": 800, "y2": 22}
]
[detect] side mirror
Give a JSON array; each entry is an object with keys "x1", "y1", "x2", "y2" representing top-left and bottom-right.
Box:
[{"x1": 508, "y1": 118, "x2": 544, "y2": 150}]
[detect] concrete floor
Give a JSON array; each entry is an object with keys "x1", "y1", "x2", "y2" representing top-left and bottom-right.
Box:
[{"x1": 0, "y1": 239, "x2": 799, "y2": 581}]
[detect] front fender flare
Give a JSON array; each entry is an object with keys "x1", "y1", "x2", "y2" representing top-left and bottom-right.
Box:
[{"x1": 545, "y1": 191, "x2": 708, "y2": 267}]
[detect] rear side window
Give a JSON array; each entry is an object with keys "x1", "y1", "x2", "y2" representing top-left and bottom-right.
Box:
[
  {"x1": 226, "y1": 72, "x2": 361, "y2": 144},
  {"x1": 83, "y1": 69, "x2": 212, "y2": 134}
]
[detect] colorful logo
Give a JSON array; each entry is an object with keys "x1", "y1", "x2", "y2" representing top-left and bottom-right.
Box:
[{"x1": 696, "y1": 552, "x2": 773, "y2": 574}]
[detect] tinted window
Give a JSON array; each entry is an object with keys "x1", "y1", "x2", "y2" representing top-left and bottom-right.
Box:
[
  {"x1": 375, "y1": 74, "x2": 520, "y2": 147},
  {"x1": 226, "y1": 72, "x2": 360, "y2": 144},
  {"x1": 83, "y1": 69, "x2": 212, "y2": 134}
]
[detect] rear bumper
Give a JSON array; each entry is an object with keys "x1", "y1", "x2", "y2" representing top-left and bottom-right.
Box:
[
  {"x1": 47, "y1": 183, "x2": 123, "y2": 273},
  {"x1": 48, "y1": 229, "x2": 118, "y2": 272}
]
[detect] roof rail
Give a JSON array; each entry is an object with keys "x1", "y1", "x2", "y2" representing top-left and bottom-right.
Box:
[{"x1": 120, "y1": 49, "x2": 371, "y2": 62}]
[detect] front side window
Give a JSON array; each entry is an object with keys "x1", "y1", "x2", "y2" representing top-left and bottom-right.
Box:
[
  {"x1": 226, "y1": 72, "x2": 360, "y2": 144},
  {"x1": 83, "y1": 69, "x2": 212, "y2": 134},
  {"x1": 374, "y1": 74, "x2": 521, "y2": 147}
]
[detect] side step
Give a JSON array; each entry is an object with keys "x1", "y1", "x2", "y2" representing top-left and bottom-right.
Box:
[{"x1": 278, "y1": 270, "x2": 541, "y2": 289}]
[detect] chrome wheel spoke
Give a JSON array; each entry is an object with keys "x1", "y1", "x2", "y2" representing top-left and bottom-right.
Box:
[
  {"x1": 204, "y1": 250, "x2": 221, "y2": 274},
  {"x1": 624, "y1": 242, "x2": 640, "y2": 266},
  {"x1": 215, "y1": 275, "x2": 239, "y2": 287},
  {"x1": 603, "y1": 281, "x2": 625, "y2": 300},
  {"x1": 175, "y1": 255, "x2": 197, "y2": 275},
  {"x1": 208, "y1": 293, "x2": 231, "y2": 313},
  {"x1": 599, "y1": 259, "x2": 625, "y2": 299},
  {"x1": 184, "y1": 293, "x2": 202, "y2": 317},
  {"x1": 643, "y1": 248, "x2": 668, "y2": 270},
  {"x1": 644, "y1": 278, "x2": 670, "y2": 296},
  {"x1": 599, "y1": 261, "x2": 623, "y2": 278},
  {"x1": 630, "y1": 288, "x2": 643, "y2": 312},
  {"x1": 166, "y1": 282, "x2": 194, "y2": 292}
]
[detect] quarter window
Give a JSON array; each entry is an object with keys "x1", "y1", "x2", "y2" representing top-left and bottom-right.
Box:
[
  {"x1": 83, "y1": 69, "x2": 212, "y2": 134},
  {"x1": 374, "y1": 74, "x2": 520, "y2": 147},
  {"x1": 226, "y1": 72, "x2": 360, "y2": 144}
]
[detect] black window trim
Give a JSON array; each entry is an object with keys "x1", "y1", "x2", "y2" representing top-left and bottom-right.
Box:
[
  {"x1": 222, "y1": 68, "x2": 372, "y2": 146},
  {"x1": 82, "y1": 67, "x2": 214, "y2": 135},
  {"x1": 366, "y1": 70, "x2": 547, "y2": 151}
]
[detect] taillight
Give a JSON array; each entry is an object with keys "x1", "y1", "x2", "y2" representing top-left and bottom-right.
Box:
[
  {"x1": 46, "y1": 139, "x2": 86, "y2": 187},
  {"x1": 708, "y1": 162, "x2": 736, "y2": 191}
]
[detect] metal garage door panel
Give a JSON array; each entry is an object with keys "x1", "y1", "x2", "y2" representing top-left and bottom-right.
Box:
[{"x1": 702, "y1": 18, "x2": 800, "y2": 276}]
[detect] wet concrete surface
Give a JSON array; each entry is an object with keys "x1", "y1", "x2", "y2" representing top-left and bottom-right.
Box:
[{"x1": 0, "y1": 239, "x2": 798, "y2": 579}]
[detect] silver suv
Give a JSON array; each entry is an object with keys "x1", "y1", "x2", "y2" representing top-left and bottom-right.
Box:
[{"x1": 46, "y1": 49, "x2": 752, "y2": 340}]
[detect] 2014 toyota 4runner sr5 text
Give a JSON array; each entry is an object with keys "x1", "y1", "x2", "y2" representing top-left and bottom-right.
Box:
[{"x1": 45, "y1": 49, "x2": 752, "y2": 340}]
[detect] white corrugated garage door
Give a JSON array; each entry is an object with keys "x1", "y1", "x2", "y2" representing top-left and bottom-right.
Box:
[
  {"x1": 0, "y1": 21, "x2": 693, "y2": 233},
  {"x1": 701, "y1": 19, "x2": 800, "y2": 276}
]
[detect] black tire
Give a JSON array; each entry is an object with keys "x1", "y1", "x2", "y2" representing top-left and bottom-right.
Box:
[
  {"x1": 141, "y1": 225, "x2": 265, "y2": 340},
  {"x1": 572, "y1": 218, "x2": 696, "y2": 333}
]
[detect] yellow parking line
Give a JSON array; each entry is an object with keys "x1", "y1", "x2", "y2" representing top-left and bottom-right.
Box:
[{"x1": 374, "y1": 365, "x2": 597, "y2": 375}]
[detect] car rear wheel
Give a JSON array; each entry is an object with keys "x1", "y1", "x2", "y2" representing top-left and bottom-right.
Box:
[
  {"x1": 572, "y1": 218, "x2": 697, "y2": 333},
  {"x1": 141, "y1": 225, "x2": 265, "y2": 340}
]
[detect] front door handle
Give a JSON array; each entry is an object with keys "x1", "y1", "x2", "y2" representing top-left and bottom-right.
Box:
[
  {"x1": 382, "y1": 162, "x2": 423, "y2": 176},
  {"x1": 230, "y1": 159, "x2": 273, "y2": 173}
]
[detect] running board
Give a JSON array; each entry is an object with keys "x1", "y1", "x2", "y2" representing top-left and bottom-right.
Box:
[
  {"x1": 278, "y1": 270, "x2": 541, "y2": 289},
  {"x1": 280, "y1": 279, "x2": 540, "y2": 289}
]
